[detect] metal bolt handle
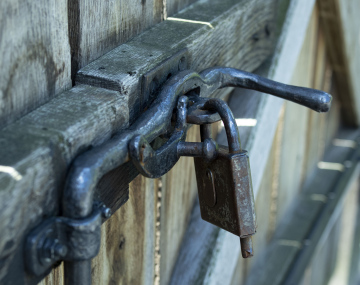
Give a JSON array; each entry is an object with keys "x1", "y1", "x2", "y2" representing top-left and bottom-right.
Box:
[{"x1": 200, "y1": 67, "x2": 332, "y2": 113}]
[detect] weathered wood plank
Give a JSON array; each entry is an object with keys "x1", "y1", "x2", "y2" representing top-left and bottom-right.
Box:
[
  {"x1": 275, "y1": 9, "x2": 318, "y2": 219},
  {"x1": 166, "y1": 0, "x2": 198, "y2": 17},
  {"x1": 69, "y1": 0, "x2": 163, "y2": 81},
  {"x1": 159, "y1": 126, "x2": 199, "y2": 285},
  {"x1": 302, "y1": 23, "x2": 328, "y2": 180},
  {"x1": 170, "y1": 199, "x2": 220, "y2": 285},
  {"x1": 91, "y1": 175, "x2": 157, "y2": 285},
  {"x1": 0, "y1": 85, "x2": 129, "y2": 284},
  {"x1": 306, "y1": 220, "x2": 339, "y2": 285},
  {"x1": 0, "y1": 0, "x2": 71, "y2": 128},
  {"x1": 299, "y1": 208, "x2": 339, "y2": 285},
  {"x1": 327, "y1": 177, "x2": 359, "y2": 285},
  {"x1": 318, "y1": 0, "x2": 360, "y2": 126},
  {"x1": 76, "y1": 0, "x2": 278, "y2": 121},
  {"x1": 38, "y1": 264, "x2": 64, "y2": 285},
  {"x1": 348, "y1": 180, "x2": 360, "y2": 285}
]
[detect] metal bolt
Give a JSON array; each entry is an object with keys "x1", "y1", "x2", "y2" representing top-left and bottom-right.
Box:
[
  {"x1": 240, "y1": 236, "x2": 253, "y2": 258},
  {"x1": 41, "y1": 239, "x2": 68, "y2": 264},
  {"x1": 101, "y1": 206, "x2": 112, "y2": 219},
  {"x1": 54, "y1": 242, "x2": 68, "y2": 258}
]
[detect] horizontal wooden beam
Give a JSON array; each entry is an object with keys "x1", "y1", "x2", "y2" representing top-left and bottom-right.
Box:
[{"x1": 0, "y1": 0, "x2": 280, "y2": 283}]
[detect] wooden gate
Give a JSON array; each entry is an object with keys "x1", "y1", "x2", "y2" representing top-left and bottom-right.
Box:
[{"x1": 1, "y1": 0, "x2": 359, "y2": 284}]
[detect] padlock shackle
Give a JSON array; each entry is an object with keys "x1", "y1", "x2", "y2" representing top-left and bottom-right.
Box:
[{"x1": 202, "y1": 98, "x2": 242, "y2": 153}]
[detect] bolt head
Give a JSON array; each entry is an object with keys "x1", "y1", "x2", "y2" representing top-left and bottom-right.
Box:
[
  {"x1": 102, "y1": 207, "x2": 112, "y2": 219},
  {"x1": 54, "y1": 243, "x2": 68, "y2": 258}
]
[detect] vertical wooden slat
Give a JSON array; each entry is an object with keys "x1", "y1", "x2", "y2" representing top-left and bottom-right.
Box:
[
  {"x1": 299, "y1": 218, "x2": 341, "y2": 285},
  {"x1": 59, "y1": 2, "x2": 164, "y2": 284},
  {"x1": 318, "y1": 0, "x2": 360, "y2": 126},
  {"x1": 166, "y1": 0, "x2": 199, "y2": 17},
  {"x1": 69, "y1": 0, "x2": 164, "y2": 78},
  {"x1": 0, "y1": 0, "x2": 71, "y2": 128},
  {"x1": 159, "y1": 126, "x2": 200, "y2": 285},
  {"x1": 302, "y1": 21, "x2": 328, "y2": 180},
  {"x1": 299, "y1": 177, "x2": 360, "y2": 285},
  {"x1": 275, "y1": 8, "x2": 318, "y2": 220},
  {"x1": 327, "y1": 178, "x2": 359, "y2": 285},
  {"x1": 38, "y1": 265, "x2": 64, "y2": 285},
  {"x1": 91, "y1": 175, "x2": 157, "y2": 285}
]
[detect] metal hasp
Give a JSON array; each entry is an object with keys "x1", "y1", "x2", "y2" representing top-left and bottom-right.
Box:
[{"x1": 25, "y1": 67, "x2": 332, "y2": 285}]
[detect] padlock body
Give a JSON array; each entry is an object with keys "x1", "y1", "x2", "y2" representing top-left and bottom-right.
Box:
[{"x1": 194, "y1": 145, "x2": 256, "y2": 237}]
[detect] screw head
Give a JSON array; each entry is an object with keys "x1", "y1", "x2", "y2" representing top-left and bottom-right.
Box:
[
  {"x1": 40, "y1": 239, "x2": 68, "y2": 264},
  {"x1": 54, "y1": 242, "x2": 68, "y2": 258},
  {"x1": 102, "y1": 206, "x2": 112, "y2": 219}
]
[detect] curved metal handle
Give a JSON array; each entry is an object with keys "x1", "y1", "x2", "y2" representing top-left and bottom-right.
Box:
[{"x1": 200, "y1": 67, "x2": 332, "y2": 113}]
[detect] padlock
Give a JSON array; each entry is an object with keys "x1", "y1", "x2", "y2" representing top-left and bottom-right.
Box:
[{"x1": 194, "y1": 98, "x2": 256, "y2": 258}]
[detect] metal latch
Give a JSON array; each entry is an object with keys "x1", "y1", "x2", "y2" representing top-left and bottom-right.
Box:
[{"x1": 25, "y1": 66, "x2": 332, "y2": 285}]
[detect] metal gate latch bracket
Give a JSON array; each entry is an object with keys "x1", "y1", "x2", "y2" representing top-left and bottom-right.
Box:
[
  {"x1": 25, "y1": 208, "x2": 102, "y2": 276},
  {"x1": 23, "y1": 65, "x2": 332, "y2": 284}
]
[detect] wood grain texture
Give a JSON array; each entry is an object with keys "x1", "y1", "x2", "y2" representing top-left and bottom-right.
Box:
[
  {"x1": 69, "y1": 0, "x2": 163, "y2": 81},
  {"x1": 302, "y1": 23, "x2": 328, "y2": 181},
  {"x1": 91, "y1": 175, "x2": 157, "y2": 285},
  {"x1": 298, "y1": 219, "x2": 340, "y2": 285},
  {"x1": 76, "y1": 0, "x2": 278, "y2": 121},
  {"x1": 326, "y1": 178, "x2": 359, "y2": 285},
  {"x1": 38, "y1": 264, "x2": 64, "y2": 285},
  {"x1": 307, "y1": 181, "x2": 359, "y2": 285},
  {"x1": 275, "y1": 7, "x2": 320, "y2": 220},
  {"x1": 337, "y1": 0, "x2": 360, "y2": 125},
  {"x1": 0, "y1": 0, "x2": 71, "y2": 128},
  {"x1": 318, "y1": 0, "x2": 360, "y2": 126},
  {"x1": 1, "y1": 0, "x2": 279, "y2": 283},
  {"x1": 166, "y1": 0, "x2": 198, "y2": 17},
  {"x1": 159, "y1": 126, "x2": 199, "y2": 285},
  {"x1": 0, "y1": 85, "x2": 129, "y2": 284}
]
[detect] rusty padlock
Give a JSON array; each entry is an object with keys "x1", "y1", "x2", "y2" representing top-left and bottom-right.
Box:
[{"x1": 194, "y1": 98, "x2": 256, "y2": 258}]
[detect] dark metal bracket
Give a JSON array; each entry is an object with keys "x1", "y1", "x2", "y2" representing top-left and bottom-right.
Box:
[{"x1": 25, "y1": 208, "x2": 105, "y2": 276}]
